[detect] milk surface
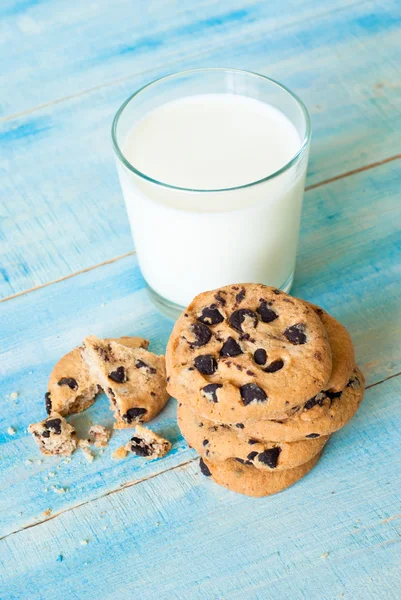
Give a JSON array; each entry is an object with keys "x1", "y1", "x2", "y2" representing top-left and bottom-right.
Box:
[
  {"x1": 118, "y1": 93, "x2": 306, "y2": 307},
  {"x1": 124, "y1": 94, "x2": 301, "y2": 191}
]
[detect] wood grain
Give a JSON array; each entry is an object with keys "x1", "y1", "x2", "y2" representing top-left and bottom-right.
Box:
[
  {"x1": 1, "y1": 375, "x2": 400, "y2": 599},
  {"x1": 1, "y1": 0, "x2": 401, "y2": 298},
  {"x1": 0, "y1": 0, "x2": 361, "y2": 120},
  {"x1": 1, "y1": 159, "x2": 400, "y2": 540}
]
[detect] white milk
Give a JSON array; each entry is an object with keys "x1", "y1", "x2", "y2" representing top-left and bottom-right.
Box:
[{"x1": 118, "y1": 93, "x2": 306, "y2": 307}]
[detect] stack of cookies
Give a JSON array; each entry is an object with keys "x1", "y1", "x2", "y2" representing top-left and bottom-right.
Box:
[{"x1": 166, "y1": 284, "x2": 365, "y2": 497}]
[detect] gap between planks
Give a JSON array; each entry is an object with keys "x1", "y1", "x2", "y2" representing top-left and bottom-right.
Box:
[
  {"x1": 1, "y1": 151, "x2": 401, "y2": 305},
  {"x1": 1, "y1": 370, "x2": 400, "y2": 544},
  {"x1": 0, "y1": 458, "x2": 197, "y2": 543},
  {"x1": 0, "y1": 0, "x2": 367, "y2": 125}
]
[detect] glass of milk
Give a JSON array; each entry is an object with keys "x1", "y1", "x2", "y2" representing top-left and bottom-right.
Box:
[{"x1": 112, "y1": 68, "x2": 311, "y2": 318}]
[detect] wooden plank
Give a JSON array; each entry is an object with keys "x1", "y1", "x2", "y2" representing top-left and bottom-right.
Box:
[
  {"x1": 1, "y1": 375, "x2": 400, "y2": 599},
  {"x1": 0, "y1": 0, "x2": 360, "y2": 119},
  {"x1": 1, "y1": 0, "x2": 401, "y2": 297},
  {"x1": 0, "y1": 159, "x2": 400, "y2": 539}
]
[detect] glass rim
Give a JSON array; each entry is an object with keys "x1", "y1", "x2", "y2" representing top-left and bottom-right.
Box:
[{"x1": 111, "y1": 67, "x2": 311, "y2": 193}]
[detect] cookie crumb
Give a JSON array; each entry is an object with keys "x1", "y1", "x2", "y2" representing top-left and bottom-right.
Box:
[
  {"x1": 52, "y1": 486, "x2": 67, "y2": 494},
  {"x1": 9, "y1": 392, "x2": 19, "y2": 400},
  {"x1": 321, "y1": 552, "x2": 329, "y2": 559},
  {"x1": 81, "y1": 447, "x2": 94, "y2": 463},
  {"x1": 125, "y1": 425, "x2": 171, "y2": 460},
  {"x1": 112, "y1": 446, "x2": 128, "y2": 460},
  {"x1": 78, "y1": 439, "x2": 91, "y2": 448},
  {"x1": 7, "y1": 426, "x2": 16, "y2": 435},
  {"x1": 43, "y1": 508, "x2": 52, "y2": 517},
  {"x1": 80, "y1": 539, "x2": 89, "y2": 546},
  {"x1": 88, "y1": 424, "x2": 111, "y2": 448},
  {"x1": 25, "y1": 459, "x2": 33, "y2": 465}
]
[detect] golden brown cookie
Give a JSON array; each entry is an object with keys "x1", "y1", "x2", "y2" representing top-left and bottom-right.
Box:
[
  {"x1": 47, "y1": 336, "x2": 149, "y2": 416},
  {"x1": 82, "y1": 335, "x2": 169, "y2": 428},
  {"x1": 223, "y1": 367, "x2": 365, "y2": 442},
  {"x1": 166, "y1": 284, "x2": 332, "y2": 421},
  {"x1": 28, "y1": 413, "x2": 77, "y2": 456},
  {"x1": 178, "y1": 403, "x2": 328, "y2": 471},
  {"x1": 200, "y1": 451, "x2": 322, "y2": 497},
  {"x1": 308, "y1": 303, "x2": 355, "y2": 391}
]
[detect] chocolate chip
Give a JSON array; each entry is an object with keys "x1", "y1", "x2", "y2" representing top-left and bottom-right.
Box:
[
  {"x1": 304, "y1": 392, "x2": 326, "y2": 410},
  {"x1": 235, "y1": 288, "x2": 246, "y2": 303},
  {"x1": 199, "y1": 458, "x2": 211, "y2": 476},
  {"x1": 108, "y1": 387, "x2": 116, "y2": 398},
  {"x1": 220, "y1": 337, "x2": 242, "y2": 357},
  {"x1": 108, "y1": 366, "x2": 127, "y2": 383},
  {"x1": 194, "y1": 354, "x2": 217, "y2": 375},
  {"x1": 254, "y1": 348, "x2": 267, "y2": 365},
  {"x1": 215, "y1": 292, "x2": 227, "y2": 306},
  {"x1": 284, "y1": 323, "x2": 307, "y2": 344},
  {"x1": 45, "y1": 418, "x2": 62, "y2": 435},
  {"x1": 306, "y1": 433, "x2": 320, "y2": 438},
  {"x1": 45, "y1": 392, "x2": 52, "y2": 415},
  {"x1": 122, "y1": 407, "x2": 147, "y2": 424},
  {"x1": 326, "y1": 390, "x2": 342, "y2": 400},
  {"x1": 198, "y1": 305, "x2": 224, "y2": 325},
  {"x1": 257, "y1": 301, "x2": 278, "y2": 323},
  {"x1": 240, "y1": 383, "x2": 267, "y2": 406},
  {"x1": 129, "y1": 437, "x2": 152, "y2": 457},
  {"x1": 246, "y1": 370, "x2": 255, "y2": 376},
  {"x1": 258, "y1": 447, "x2": 281, "y2": 468},
  {"x1": 263, "y1": 359, "x2": 284, "y2": 373},
  {"x1": 202, "y1": 439, "x2": 209, "y2": 446},
  {"x1": 202, "y1": 383, "x2": 222, "y2": 403},
  {"x1": 57, "y1": 377, "x2": 78, "y2": 391},
  {"x1": 248, "y1": 438, "x2": 258, "y2": 444},
  {"x1": 247, "y1": 451, "x2": 258, "y2": 462},
  {"x1": 135, "y1": 360, "x2": 156, "y2": 374},
  {"x1": 273, "y1": 289, "x2": 281, "y2": 295},
  {"x1": 348, "y1": 376, "x2": 360, "y2": 389},
  {"x1": 150, "y1": 391, "x2": 156, "y2": 397},
  {"x1": 42, "y1": 430, "x2": 51, "y2": 438},
  {"x1": 189, "y1": 323, "x2": 212, "y2": 347},
  {"x1": 235, "y1": 423, "x2": 244, "y2": 429},
  {"x1": 229, "y1": 309, "x2": 258, "y2": 332}
]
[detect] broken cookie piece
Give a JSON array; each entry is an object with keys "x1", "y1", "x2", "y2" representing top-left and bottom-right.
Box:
[
  {"x1": 88, "y1": 425, "x2": 111, "y2": 448},
  {"x1": 125, "y1": 425, "x2": 171, "y2": 459},
  {"x1": 28, "y1": 413, "x2": 77, "y2": 456},
  {"x1": 47, "y1": 336, "x2": 149, "y2": 417},
  {"x1": 81, "y1": 335, "x2": 169, "y2": 428},
  {"x1": 47, "y1": 348, "x2": 100, "y2": 417}
]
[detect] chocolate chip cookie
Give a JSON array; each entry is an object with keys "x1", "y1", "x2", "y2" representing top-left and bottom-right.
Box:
[
  {"x1": 200, "y1": 451, "x2": 322, "y2": 497},
  {"x1": 28, "y1": 413, "x2": 77, "y2": 456},
  {"x1": 166, "y1": 284, "x2": 332, "y2": 421},
  {"x1": 47, "y1": 336, "x2": 149, "y2": 416},
  {"x1": 178, "y1": 402, "x2": 328, "y2": 470},
  {"x1": 82, "y1": 335, "x2": 169, "y2": 428},
  {"x1": 223, "y1": 367, "x2": 365, "y2": 442},
  {"x1": 308, "y1": 303, "x2": 355, "y2": 392}
]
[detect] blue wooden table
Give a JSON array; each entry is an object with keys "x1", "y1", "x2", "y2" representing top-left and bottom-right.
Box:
[{"x1": 1, "y1": 1, "x2": 401, "y2": 598}]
